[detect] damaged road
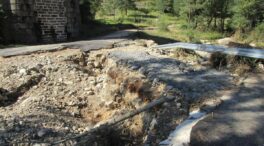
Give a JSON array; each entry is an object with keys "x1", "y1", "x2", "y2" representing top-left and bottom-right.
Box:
[
  {"x1": 0, "y1": 29, "x2": 136, "y2": 57},
  {"x1": 0, "y1": 37, "x2": 243, "y2": 146}
]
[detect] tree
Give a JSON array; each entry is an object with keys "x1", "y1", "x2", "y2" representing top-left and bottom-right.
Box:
[
  {"x1": 202, "y1": 0, "x2": 233, "y2": 31},
  {"x1": 175, "y1": 0, "x2": 233, "y2": 31},
  {"x1": 232, "y1": 0, "x2": 264, "y2": 30},
  {"x1": 155, "y1": 0, "x2": 174, "y2": 13},
  {"x1": 79, "y1": 0, "x2": 102, "y2": 24},
  {"x1": 100, "y1": 0, "x2": 136, "y2": 16},
  {"x1": 117, "y1": 0, "x2": 136, "y2": 15},
  {"x1": 155, "y1": 0, "x2": 165, "y2": 13},
  {"x1": 173, "y1": 0, "x2": 183, "y2": 16}
]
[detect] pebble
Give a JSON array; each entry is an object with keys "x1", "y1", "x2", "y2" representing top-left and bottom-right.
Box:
[
  {"x1": 84, "y1": 126, "x2": 91, "y2": 132},
  {"x1": 72, "y1": 126, "x2": 77, "y2": 131},
  {"x1": 19, "y1": 68, "x2": 27, "y2": 75},
  {"x1": 177, "y1": 103, "x2": 182, "y2": 108},
  {"x1": 130, "y1": 65, "x2": 140, "y2": 70},
  {"x1": 65, "y1": 81, "x2": 74, "y2": 85},
  {"x1": 94, "y1": 61, "x2": 102, "y2": 68},
  {"x1": 37, "y1": 129, "x2": 51, "y2": 138},
  {"x1": 87, "y1": 90, "x2": 95, "y2": 95},
  {"x1": 139, "y1": 67, "x2": 147, "y2": 75},
  {"x1": 152, "y1": 78, "x2": 159, "y2": 86},
  {"x1": 33, "y1": 143, "x2": 49, "y2": 146}
]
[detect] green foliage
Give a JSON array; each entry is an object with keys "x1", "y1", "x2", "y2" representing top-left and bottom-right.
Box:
[
  {"x1": 153, "y1": 0, "x2": 174, "y2": 13},
  {"x1": 155, "y1": 0, "x2": 165, "y2": 13},
  {"x1": 157, "y1": 15, "x2": 169, "y2": 32},
  {"x1": 79, "y1": 0, "x2": 101, "y2": 24},
  {"x1": 172, "y1": 0, "x2": 182, "y2": 16},
  {"x1": 250, "y1": 23, "x2": 264, "y2": 42},
  {"x1": 232, "y1": 0, "x2": 264, "y2": 29},
  {"x1": 100, "y1": 0, "x2": 136, "y2": 16},
  {"x1": 93, "y1": 0, "x2": 263, "y2": 47},
  {"x1": 118, "y1": 0, "x2": 136, "y2": 15}
]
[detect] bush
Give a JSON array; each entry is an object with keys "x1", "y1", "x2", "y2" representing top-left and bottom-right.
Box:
[
  {"x1": 157, "y1": 15, "x2": 169, "y2": 32},
  {"x1": 209, "y1": 52, "x2": 263, "y2": 75},
  {"x1": 250, "y1": 23, "x2": 264, "y2": 43}
]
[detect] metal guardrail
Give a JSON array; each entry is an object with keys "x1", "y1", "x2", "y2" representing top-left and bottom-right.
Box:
[{"x1": 154, "y1": 42, "x2": 264, "y2": 59}]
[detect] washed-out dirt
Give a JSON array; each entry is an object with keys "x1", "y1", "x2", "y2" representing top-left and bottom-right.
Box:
[{"x1": 0, "y1": 40, "x2": 235, "y2": 146}]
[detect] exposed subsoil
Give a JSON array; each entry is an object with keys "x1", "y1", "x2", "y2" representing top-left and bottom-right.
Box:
[{"x1": 0, "y1": 39, "x2": 236, "y2": 146}]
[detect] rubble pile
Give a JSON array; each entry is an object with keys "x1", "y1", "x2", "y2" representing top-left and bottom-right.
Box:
[
  {"x1": 0, "y1": 40, "x2": 232, "y2": 145},
  {"x1": 0, "y1": 44, "x2": 185, "y2": 145}
]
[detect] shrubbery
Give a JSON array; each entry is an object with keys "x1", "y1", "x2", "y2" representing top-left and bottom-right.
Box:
[{"x1": 251, "y1": 23, "x2": 264, "y2": 43}]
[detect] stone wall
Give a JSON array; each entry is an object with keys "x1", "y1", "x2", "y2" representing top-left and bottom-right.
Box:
[{"x1": 2, "y1": 0, "x2": 80, "y2": 43}]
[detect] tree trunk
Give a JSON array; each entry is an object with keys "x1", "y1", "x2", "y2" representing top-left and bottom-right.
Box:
[
  {"x1": 214, "y1": 17, "x2": 217, "y2": 30},
  {"x1": 220, "y1": 18, "x2": 225, "y2": 32},
  {"x1": 207, "y1": 17, "x2": 213, "y2": 28}
]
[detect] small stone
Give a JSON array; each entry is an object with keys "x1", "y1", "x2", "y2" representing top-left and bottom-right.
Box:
[
  {"x1": 165, "y1": 85, "x2": 174, "y2": 91},
  {"x1": 152, "y1": 78, "x2": 159, "y2": 86},
  {"x1": 78, "y1": 128, "x2": 84, "y2": 133},
  {"x1": 72, "y1": 126, "x2": 77, "y2": 131},
  {"x1": 177, "y1": 103, "x2": 182, "y2": 108},
  {"x1": 139, "y1": 67, "x2": 147, "y2": 75},
  {"x1": 95, "y1": 83, "x2": 103, "y2": 91},
  {"x1": 163, "y1": 102, "x2": 170, "y2": 108},
  {"x1": 64, "y1": 127, "x2": 70, "y2": 131},
  {"x1": 94, "y1": 61, "x2": 102, "y2": 68},
  {"x1": 33, "y1": 143, "x2": 49, "y2": 146},
  {"x1": 64, "y1": 81, "x2": 74, "y2": 85},
  {"x1": 96, "y1": 76, "x2": 104, "y2": 83},
  {"x1": 15, "y1": 126, "x2": 20, "y2": 132},
  {"x1": 145, "y1": 40, "x2": 156, "y2": 47},
  {"x1": 37, "y1": 129, "x2": 51, "y2": 138},
  {"x1": 88, "y1": 77, "x2": 96, "y2": 85},
  {"x1": 19, "y1": 121, "x2": 24, "y2": 125},
  {"x1": 19, "y1": 68, "x2": 28, "y2": 75},
  {"x1": 71, "y1": 107, "x2": 80, "y2": 117},
  {"x1": 160, "y1": 50, "x2": 166, "y2": 55},
  {"x1": 128, "y1": 65, "x2": 139, "y2": 70},
  {"x1": 87, "y1": 90, "x2": 95, "y2": 95},
  {"x1": 84, "y1": 126, "x2": 91, "y2": 132},
  {"x1": 100, "y1": 55, "x2": 107, "y2": 63},
  {"x1": 258, "y1": 63, "x2": 264, "y2": 70}
]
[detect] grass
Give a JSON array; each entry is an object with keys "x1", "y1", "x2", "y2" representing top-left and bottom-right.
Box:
[
  {"x1": 95, "y1": 11, "x2": 225, "y2": 44},
  {"x1": 95, "y1": 10, "x2": 264, "y2": 50}
]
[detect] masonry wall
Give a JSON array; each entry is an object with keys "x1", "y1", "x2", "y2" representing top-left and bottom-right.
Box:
[{"x1": 2, "y1": 0, "x2": 80, "y2": 43}]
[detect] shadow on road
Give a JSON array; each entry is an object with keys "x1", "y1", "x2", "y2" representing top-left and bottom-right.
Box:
[{"x1": 191, "y1": 74, "x2": 264, "y2": 146}]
